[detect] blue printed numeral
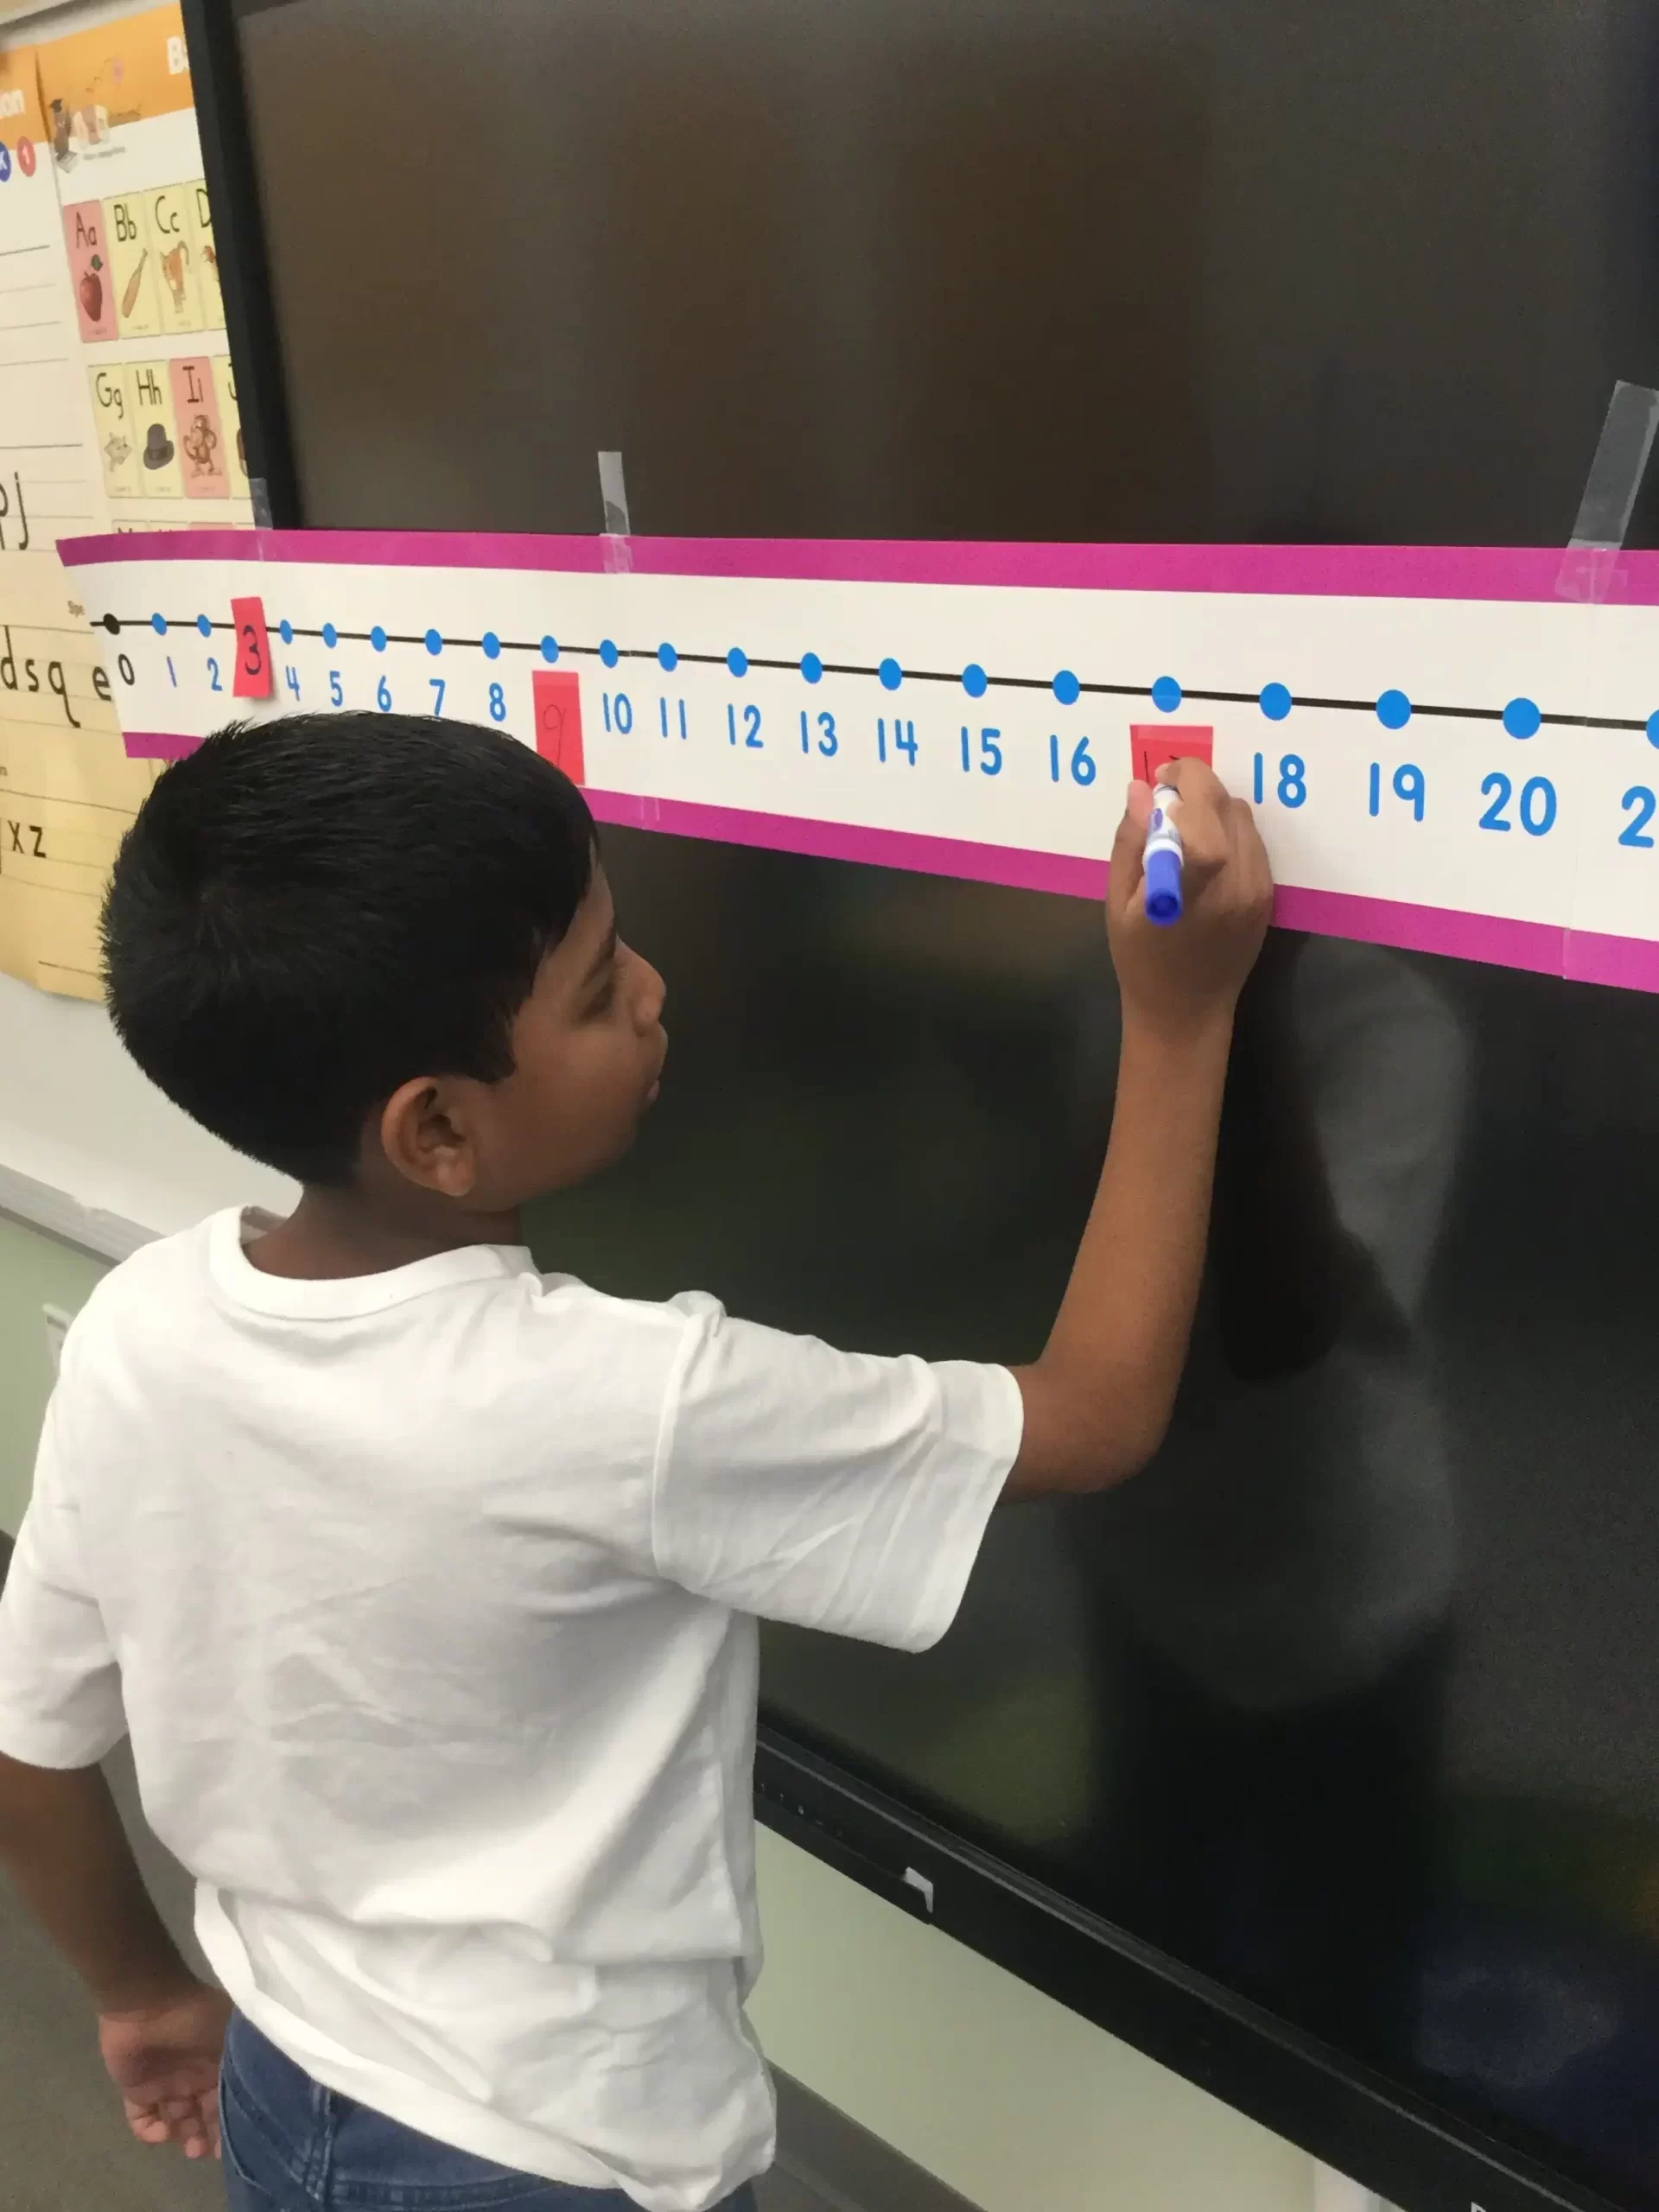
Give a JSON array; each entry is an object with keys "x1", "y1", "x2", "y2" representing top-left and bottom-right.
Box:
[
  {"x1": 727, "y1": 702, "x2": 762, "y2": 748},
  {"x1": 960, "y1": 726, "x2": 1002, "y2": 776},
  {"x1": 1619, "y1": 785, "x2": 1656, "y2": 847},
  {"x1": 1048, "y1": 734, "x2": 1096, "y2": 785},
  {"x1": 1253, "y1": 753, "x2": 1306, "y2": 807},
  {"x1": 1368, "y1": 762, "x2": 1425, "y2": 821},
  {"x1": 877, "y1": 717, "x2": 917, "y2": 765},
  {"x1": 1480, "y1": 772, "x2": 1555, "y2": 836}
]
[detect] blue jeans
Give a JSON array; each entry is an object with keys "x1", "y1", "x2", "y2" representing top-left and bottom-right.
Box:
[{"x1": 220, "y1": 2012, "x2": 760, "y2": 2212}]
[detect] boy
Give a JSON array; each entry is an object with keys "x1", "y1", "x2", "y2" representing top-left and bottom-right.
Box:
[{"x1": 0, "y1": 713, "x2": 1268, "y2": 2211}]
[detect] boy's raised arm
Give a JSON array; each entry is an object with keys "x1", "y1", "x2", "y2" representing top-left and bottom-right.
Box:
[{"x1": 1007, "y1": 760, "x2": 1272, "y2": 1501}]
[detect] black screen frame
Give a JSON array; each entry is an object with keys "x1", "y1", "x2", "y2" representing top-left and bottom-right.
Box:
[{"x1": 182, "y1": 9, "x2": 1639, "y2": 2205}]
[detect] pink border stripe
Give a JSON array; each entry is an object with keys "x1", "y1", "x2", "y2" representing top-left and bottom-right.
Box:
[
  {"x1": 584, "y1": 791, "x2": 1108, "y2": 901},
  {"x1": 56, "y1": 527, "x2": 1659, "y2": 605},
  {"x1": 60, "y1": 531, "x2": 263, "y2": 568},
  {"x1": 1274, "y1": 885, "x2": 1565, "y2": 977},
  {"x1": 1564, "y1": 928, "x2": 1659, "y2": 993},
  {"x1": 587, "y1": 789, "x2": 1588, "y2": 982},
  {"x1": 123, "y1": 729, "x2": 201, "y2": 760}
]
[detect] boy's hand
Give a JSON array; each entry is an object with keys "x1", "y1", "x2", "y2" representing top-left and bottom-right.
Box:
[
  {"x1": 1106, "y1": 759, "x2": 1271, "y2": 1038},
  {"x1": 99, "y1": 1980, "x2": 230, "y2": 2160}
]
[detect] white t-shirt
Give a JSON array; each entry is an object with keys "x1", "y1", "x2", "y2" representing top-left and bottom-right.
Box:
[{"x1": 0, "y1": 1210, "x2": 1020, "y2": 2212}]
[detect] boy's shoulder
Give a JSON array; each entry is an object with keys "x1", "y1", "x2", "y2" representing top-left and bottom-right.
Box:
[
  {"x1": 71, "y1": 1210, "x2": 217, "y2": 1327},
  {"x1": 64, "y1": 1208, "x2": 723, "y2": 1385}
]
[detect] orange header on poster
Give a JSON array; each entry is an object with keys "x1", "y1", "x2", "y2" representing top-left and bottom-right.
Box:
[
  {"x1": 33, "y1": 3, "x2": 194, "y2": 145},
  {"x1": 0, "y1": 44, "x2": 48, "y2": 147}
]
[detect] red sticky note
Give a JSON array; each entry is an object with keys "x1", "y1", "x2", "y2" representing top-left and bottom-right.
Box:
[
  {"x1": 532, "y1": 670, "x2": 585, "y2": 784},
  {"x1": 231, "y1": 595, "x2": 272, "y2": 698},
  {"x1": 1129, "y1": 723, "x2": 1212, "y2": 785}
]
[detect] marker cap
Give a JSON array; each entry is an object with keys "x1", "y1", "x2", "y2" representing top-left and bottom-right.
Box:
[{"x1": 1145, "y1": 846, "x2": 1183, "y2": 925}]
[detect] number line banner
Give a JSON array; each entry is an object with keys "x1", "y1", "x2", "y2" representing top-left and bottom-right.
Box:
[{"x1": 56, "y1": 528, "x2": 1659, "y2": 995}]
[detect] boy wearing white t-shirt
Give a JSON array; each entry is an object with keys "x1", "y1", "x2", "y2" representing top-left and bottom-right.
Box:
[{"x1": 0, "y1": 714, "x2": 1268, "y2": 2212}]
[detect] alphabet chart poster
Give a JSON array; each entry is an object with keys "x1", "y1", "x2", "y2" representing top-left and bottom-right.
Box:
[
  {"x1": 0, "y1": 547, "x2": 157, "y2": 999},
  {"x1": 0, "y1": 3, "x2": 251, "y2": 550},
  {"x1": 58, "y1": 528, "x2": 1659, "y2": 994}
]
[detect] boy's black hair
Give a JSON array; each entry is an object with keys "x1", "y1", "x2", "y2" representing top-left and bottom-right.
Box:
[{"x1": 102, "y1": 713, "x2": 595, "y2": 1185}]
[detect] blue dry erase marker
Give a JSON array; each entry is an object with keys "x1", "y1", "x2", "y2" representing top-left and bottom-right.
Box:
[{"x1": 1143, "y1": 784, "x2": 1184, "y2": 925}]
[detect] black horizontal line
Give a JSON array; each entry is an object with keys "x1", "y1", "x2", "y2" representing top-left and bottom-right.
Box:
[
  {"x1": 92, "y1": 618, "x2": 1656, "y2": 733},
  {"x1": 0, "y1": 246, "x2": 50, "y2": 259},
  {"x1": 2, "y1": 790, "x2": 141, "y2": 817}
]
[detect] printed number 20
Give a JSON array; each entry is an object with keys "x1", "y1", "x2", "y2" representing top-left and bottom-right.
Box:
[{"x1": 1479, "y1": 772, "x2": 1555, "y2": 836}]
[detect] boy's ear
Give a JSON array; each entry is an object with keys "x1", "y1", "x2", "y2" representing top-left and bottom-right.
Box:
[{"x1": 378, "y1": 1077, "x2": 479, "y2": 1198}]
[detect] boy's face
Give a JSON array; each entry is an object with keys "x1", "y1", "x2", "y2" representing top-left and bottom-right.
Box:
[
  {"x1": 372, "y1": 866, "x2": 667, "y2": 1217},
  {"x1": 487, "y1": 867, "x2": 668, "y2": 1202}
]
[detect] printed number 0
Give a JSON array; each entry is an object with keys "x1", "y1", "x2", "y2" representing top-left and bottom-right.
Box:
[{"x1": 488, "y1": 681, "x2": 506, "y2": 723}]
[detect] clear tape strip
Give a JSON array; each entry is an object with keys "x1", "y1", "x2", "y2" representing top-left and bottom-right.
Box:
[
  {"x1": 598, "y1": 449, "x2": 632, "y2": 573},
  {"x1": 1557, "y1": 379, "x2": 1659, "y2": 601}
]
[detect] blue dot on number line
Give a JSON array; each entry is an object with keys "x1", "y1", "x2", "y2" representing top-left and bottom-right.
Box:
[
  {"x1": 150, "y1": 613, "x2": 167, "y2": 635},
  {"x1": 1376, "y1": 688, "x2": 1412, "y2": 729},
  {"x1": 1647, "y1": 709, "x2": 1659, "y2": 748},
  {"x1": 599, "y1": 639, "x2": 620, "y2": 669},
  {"x1": 962, "y1": 663, "x2": 988, "y2": 699},
  {"x1": 196, "y1": 613, "x2": 212, "y2": 639},
  {"x1": 1052, "y1": 669, "x2": 1080, "y2": 706},
  {"x1": 801, "y1": 652, "x2": 823, "y2": 684},
  {"x1": 728, "y1": 647, "x2": 749, "y2": 677},
  {"x1": 1503, "y1": 696, "x2": 1541, "y2": 740},
  {"x1": 278, "y1": 619, "x2": 294, "y2": 645},
  {"x1": 1152, "y1": 675, "x2": 1182, "y2": 713},
  {"x1": 424, "y1": 628, "x2": 443, "y2": 657},
  {"x1": 370, "y1": 626, "x2": 387, "y2": 652},
  {"x1": 1259, "y1": 682, "x2": 1292, "y2": 721},
  {"x1": 658, "y1": 643, "x2": 678, "y2": 672},
  {"x1": 540, "y1": 635, "x2": 559, "y2": 663},
  {"x1": 321, "y1": 622, "x2": 338, "y2": 649},
  {"x1": 481, "y1": 632, "x2": 501, "y2": 660}
]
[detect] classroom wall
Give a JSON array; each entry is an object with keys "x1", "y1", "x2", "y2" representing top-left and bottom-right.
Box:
[{"x1": 0, "y1": 1210, "x2": 106, "y2": 1534}]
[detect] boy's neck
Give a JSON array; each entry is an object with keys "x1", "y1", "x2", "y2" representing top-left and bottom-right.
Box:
[{"x1": 247, "y1": 1185, "x2": 524, "y2": 1281}]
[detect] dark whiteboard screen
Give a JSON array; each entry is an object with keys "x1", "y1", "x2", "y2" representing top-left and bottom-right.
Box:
[{"x1": 230, "y1": 3, "x2": 1659, "y2": 2202}]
